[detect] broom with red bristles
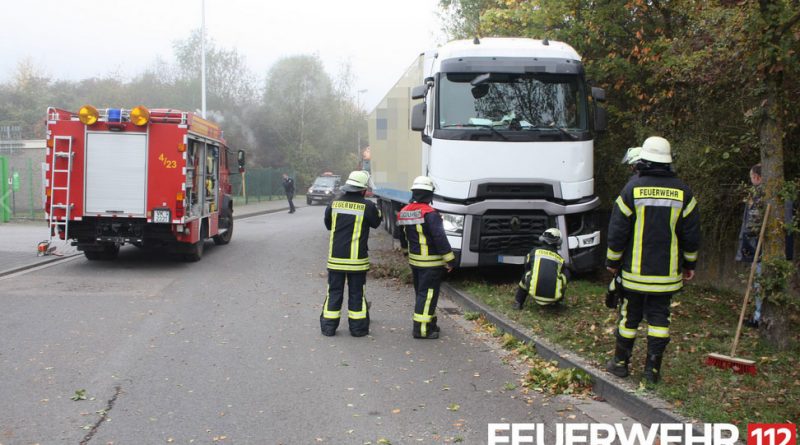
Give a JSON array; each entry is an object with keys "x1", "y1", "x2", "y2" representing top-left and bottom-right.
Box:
[{"x1": 706, "y1": 203, "x2": 771, "y2": 375}]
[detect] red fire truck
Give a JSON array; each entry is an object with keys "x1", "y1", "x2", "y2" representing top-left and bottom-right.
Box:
[{"x1": 44, "y1": 105, "x2": 245, "y2": 261}]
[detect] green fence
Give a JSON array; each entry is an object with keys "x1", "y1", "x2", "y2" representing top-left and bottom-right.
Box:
[
  {"x1": 230, "y1": 167, "x2": 296, "y2": 204},
  {"x1": 0, "y1": 156, "x2": 9, "y2": 223}
]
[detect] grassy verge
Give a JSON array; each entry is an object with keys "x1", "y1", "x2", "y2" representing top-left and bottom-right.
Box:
[{"x1": 452, "y1": 271, "x2": 800, "y2": 434}]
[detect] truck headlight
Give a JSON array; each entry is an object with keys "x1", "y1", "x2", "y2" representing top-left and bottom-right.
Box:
[
  {"x1": 308, "y1": 187, "x2": 313, "y2": 193},
  {"x1": 442, "y1": 213, "x2": 464, "y2": 236}
]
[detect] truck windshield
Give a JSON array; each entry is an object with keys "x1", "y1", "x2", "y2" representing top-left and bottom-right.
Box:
[
  {"x1": 313, "y1": 177, "x2": 338, "y2": 187},
  {"x1": 437, "y1": 72, "x2": 589, "y2": 139}
]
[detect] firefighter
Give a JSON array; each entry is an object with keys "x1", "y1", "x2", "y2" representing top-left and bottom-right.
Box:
[
  {"x1": 513, "y1": 228, "x2": 568, "y2": 309},
  {"x1": 397, "y1": 176, "x2": 456, "y2": 339},
  {"x1": 605, "y1": 136, "x2": 701, "y2": 384},
  {"x1": 621, "y1": 146, "x2": 642, "y2": 175},
  {"x1": 320, "y1": 170, "x2": 382, "y2": 337}
]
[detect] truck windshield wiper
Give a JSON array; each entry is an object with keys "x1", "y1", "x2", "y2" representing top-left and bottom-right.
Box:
[
  {"x1": 442, "y1": 124, "x2": 508, "y2": 141},
  {"x1": 546, "y1": 122, "x2": 578, "y2": 140}
]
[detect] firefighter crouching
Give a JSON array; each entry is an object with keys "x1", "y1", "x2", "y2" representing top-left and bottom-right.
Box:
[
  {"x1": 513, "y1": 228, "x2": 568, "y2": 309},
  {"x1": 397, "y1": 176, "x2": 456, "y2": 339},
  {"x1": 605, "y1": 136, "x2": 701, "y2": 384},
  {"x1": 320, "y1": 170, "x2": 382, "y2": 337}
]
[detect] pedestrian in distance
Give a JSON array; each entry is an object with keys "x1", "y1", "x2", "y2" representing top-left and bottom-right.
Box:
[
  {"x1": 282, "y1": 173, "x2": 296, "y2": 213},
  {"x1": 320, "y1": 170, "x2": 382, "y2": 337},
  {"x1": 736, "y1": 163, "x2": 765, "y2": 328},
  {"x1": 605, "y1": 136, "x2": 701, "y2": 384},
  {"x1": 513, "y1": 228, "x2": 569, "y2": 310},
  {"x1": 397, "y1": 176, "x2": 456, "y2": 339}
]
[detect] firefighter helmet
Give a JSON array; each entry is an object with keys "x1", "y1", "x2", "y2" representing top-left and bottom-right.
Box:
[
  {"x1": 621, "y1": 146, "x2": 642, "y2": 165},
  {"x1": 539, "y1": 228, "x2": 562, "y2": 247},
  {"x1": 341, "y1": 170, "x2": 370, "y2": 192},
  {"x1": 410, "y1": 176, "x2": 436, "y2": 192},
  {"x1": 640, "y1": 136, "x2": 672, "y2": 163}
]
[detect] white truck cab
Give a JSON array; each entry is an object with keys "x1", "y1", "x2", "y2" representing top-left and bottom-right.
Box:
[{"x1": 369, "y1": 38, "x2": 607, "y2": 271}]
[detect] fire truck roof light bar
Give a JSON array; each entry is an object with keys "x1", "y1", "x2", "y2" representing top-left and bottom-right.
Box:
[{"x1": 76, "y1": 105, "x2": 151, "y2": 126}]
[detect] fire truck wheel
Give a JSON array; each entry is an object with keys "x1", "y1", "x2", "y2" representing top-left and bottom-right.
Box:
[
  {"x1": 213, "y1": 214, "x2": 233, "y2": 245},
  {"x1": 185, "y1": 222, "x2": 208, "y2": 262},
  {"x1": 307, "y1": 197, "x2": 312, "y2": 205}
]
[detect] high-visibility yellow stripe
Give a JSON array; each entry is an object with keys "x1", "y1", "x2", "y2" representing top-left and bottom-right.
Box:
[
  {"x1": 683, "y1": 197, "x2": 697, "y2": 218},
  {"x1": 669, "y1": 206, "x2": 680, "y2": 276},
  {"x1": 616, "y1": 196, "x2": 633, "y2": 217},
  {"x1": 422, "y1": 288, "x2": 435, "y2": 337},
  {"x1": 349, "y1": 289, "x2": 368, "y2": 319},
  {"x1": 618, "y1": 299, "x2": 637, "y2": 339},
  {"x1": 328, "y1": 212, "x2": 338, "y2": 259},
  {"x1": 621, "y1": 278, "x2": 683, "y2": 293},
  {"x1": 416, "y1": 224, "x2": 429, "y2": 256},
  {"x1": 326, "y1": 262, "x2": 370, "y2": 272},
  {"x1": 413, "y1": 313, "x2": 433, "y2": 323},
  {"x1": 351, "y1": 214, "x2": 363, "y2": 260},
  {"x1": 327, "y1": 257, "x2": 370, "y2": 265},
  {"x1": 647, "y1": 325, "x2": 670, "y2": 338},
  {"x1": 632, "y1": 205, "x2": 645, "y2": 274},
  {"x1": 322, "y1": 286, "x2": 340, "y2": 319},
  {"x1": 442, "y1": 252, "x2": 455, "y2": 263},
  {"x1": 621, "y1": 270, "x2": 682, "y2": 284},
  {"x1": 607, "y1": 248, "x2": 623, "y2": 261},
  {"x1": 684, "y1": 251, "x2": 698, "y2": 262},
  {"x1": 531, "y1": 255, "x2": 542, "y2": 296}
]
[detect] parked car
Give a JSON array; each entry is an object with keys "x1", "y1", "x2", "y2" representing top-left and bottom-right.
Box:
[{"x1": 307, "y1": 173, "x2": 341, "y2": 205}]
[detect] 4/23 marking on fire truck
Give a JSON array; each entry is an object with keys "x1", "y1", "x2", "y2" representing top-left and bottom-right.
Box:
[{"x1": 158, "y1": 153, "x2": 177, "y2": 169}]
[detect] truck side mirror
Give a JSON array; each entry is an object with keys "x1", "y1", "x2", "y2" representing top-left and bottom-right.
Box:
[
  {"x1": 594, "y1": 106, "x2": 607, "y2": 132},
  {"x1": 237, "y1": 150, "x2": 246, "y2": 173},
  {"x1": 411, "y1": 85, "x2": 427, "y2": 100},
  {"x1": 411, "y1": 103, "x2": 426, "y2": 131},
  {"x1": 591, "y1": 87, "x2": 606, "y2": 102}
]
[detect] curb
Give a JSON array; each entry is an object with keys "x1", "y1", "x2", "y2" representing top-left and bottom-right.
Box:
[
  {"x1": 0, "y1": 253, "x2": 81, "y2": 278},
  {"x1": 441, "y1": 281, "x2": 699, "y2": 429}
]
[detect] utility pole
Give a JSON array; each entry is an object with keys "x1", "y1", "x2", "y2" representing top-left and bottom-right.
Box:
[
  {"x1": 201, "y1": 0, "x2": 207, "y2": 118},
  {"x1": 356, "y1": 89, "x2": 367, "y2": 164}
]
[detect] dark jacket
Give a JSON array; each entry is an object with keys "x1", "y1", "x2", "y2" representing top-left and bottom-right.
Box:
[
  {"x1": 606, "y1": 167, "x2": 701, "y2": 294},
  {"x1": 282, "y1": 177, "x2": 295, "y2": 195},
  {"x1": 397, "y1": 202, "x2": 455, "y2": 268},
  {"x1": 324, "y1": 192, "x2": 382, "y2": 272}
]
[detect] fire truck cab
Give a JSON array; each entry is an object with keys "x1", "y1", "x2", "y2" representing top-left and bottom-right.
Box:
[{"x1": 44, "y1": 105, "x2": 245, "y2": 261}]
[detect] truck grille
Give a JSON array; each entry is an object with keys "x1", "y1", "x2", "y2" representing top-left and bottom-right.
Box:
[{"x1": 471, "y1": 212, "x2": 551, "y2": 255}]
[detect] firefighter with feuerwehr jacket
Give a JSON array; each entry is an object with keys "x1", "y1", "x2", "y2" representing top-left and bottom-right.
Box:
[
  {"x1": 397, "y1": 176, "x2": 455, "y2": 339},
  {"x1": 605, "y1": 136, "x2": 701, "y2": 384},
  {"x1": 320, "y1": 170, "x2": 382, "y2": 337}
]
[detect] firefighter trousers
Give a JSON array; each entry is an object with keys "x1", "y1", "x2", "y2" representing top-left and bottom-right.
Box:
[
  {"x1": 615, "y1": 290, "x2": 672, "y2": 355},
  {"x1": 320, "y1": 271, "x2": 369, "y2": 336},
  {"x1": 412, "y1": 267, "x2": 443, "y2": 338}
]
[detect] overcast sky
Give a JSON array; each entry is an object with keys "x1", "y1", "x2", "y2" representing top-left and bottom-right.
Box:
[{"x1": 0, "y1": 0, "x2": 447, "y2": 111}]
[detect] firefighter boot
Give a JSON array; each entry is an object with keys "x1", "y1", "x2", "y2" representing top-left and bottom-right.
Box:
[
  {"x1": 513, "y1": 287, "x2": 527, "y2": 310},
  {"x1": 643, "y1": 354, "x2": 663, "y2": 384},
  {"x1": 606, "y1": 340, "x2": 633, "y2": 378}
]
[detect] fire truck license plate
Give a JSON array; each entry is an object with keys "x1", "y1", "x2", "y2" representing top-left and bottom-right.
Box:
[{"x1": 153, "y1": 209, "x2": 171, "y2": 223}]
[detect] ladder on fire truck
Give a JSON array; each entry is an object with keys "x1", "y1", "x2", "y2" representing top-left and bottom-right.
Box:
[{"x1": 46, "y1": 135, "x2": 74, "y2": 250}]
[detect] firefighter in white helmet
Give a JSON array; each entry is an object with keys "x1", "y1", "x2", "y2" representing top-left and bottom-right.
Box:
[
  {"x1": 513, "y1": 228, "x2": 569, "y2": 309},
  {"x1": 397, "y1": 176, "x2": 456, "y2": 339},
  {"x1": 320, "y1": 170, "x2": 382, "y2": 337},
  {"x1": 605, "y1": 136, "x2": 701, "y2": 383}
]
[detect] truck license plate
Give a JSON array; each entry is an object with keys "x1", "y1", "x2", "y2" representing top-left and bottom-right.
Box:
[
  {"x1": 498, "y1": 255, "x2": 525, "y2": 265},
  {"x1": 153, "y1": 209, "x2": 171, "y2": 223}
]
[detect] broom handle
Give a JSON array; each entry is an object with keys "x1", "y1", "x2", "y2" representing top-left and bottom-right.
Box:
[{"x1": 731, "y1": 203, "x2": 771, "y2": 357}]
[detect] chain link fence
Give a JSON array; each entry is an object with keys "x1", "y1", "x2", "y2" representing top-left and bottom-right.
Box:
[{"x1": 229, "y1": 167, "x2": 297, "y2": 205}]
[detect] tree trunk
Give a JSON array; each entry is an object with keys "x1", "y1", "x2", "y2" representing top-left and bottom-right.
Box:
[{"x1": 755, "y1": 0, "x2": 789, "y2": 349}]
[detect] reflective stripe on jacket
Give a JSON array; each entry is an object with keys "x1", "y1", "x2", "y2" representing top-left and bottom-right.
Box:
[
  {"x1": 324, "y1": 193, "x2": 382, "y2": 271},
  {"x1": 397, "y1": 202, "x2": 455, "y2": 268},
  {"x1": 606, "y1": 168, "x2": 701, "y2": 294}
]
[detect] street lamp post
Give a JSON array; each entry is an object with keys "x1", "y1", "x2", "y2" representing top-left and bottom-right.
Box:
[{"x1": 356, "y1": 89, "x2": 367, "y2": 163}]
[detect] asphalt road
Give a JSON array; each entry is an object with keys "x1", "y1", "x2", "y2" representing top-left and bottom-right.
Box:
[{"x1": 0, "y1": 206, "x2": 628, "y2": 444}]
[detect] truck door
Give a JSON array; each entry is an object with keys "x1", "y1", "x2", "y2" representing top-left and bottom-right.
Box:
[{"x1": 85, "y1": 132, "x2": 147, "y2": 216}]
